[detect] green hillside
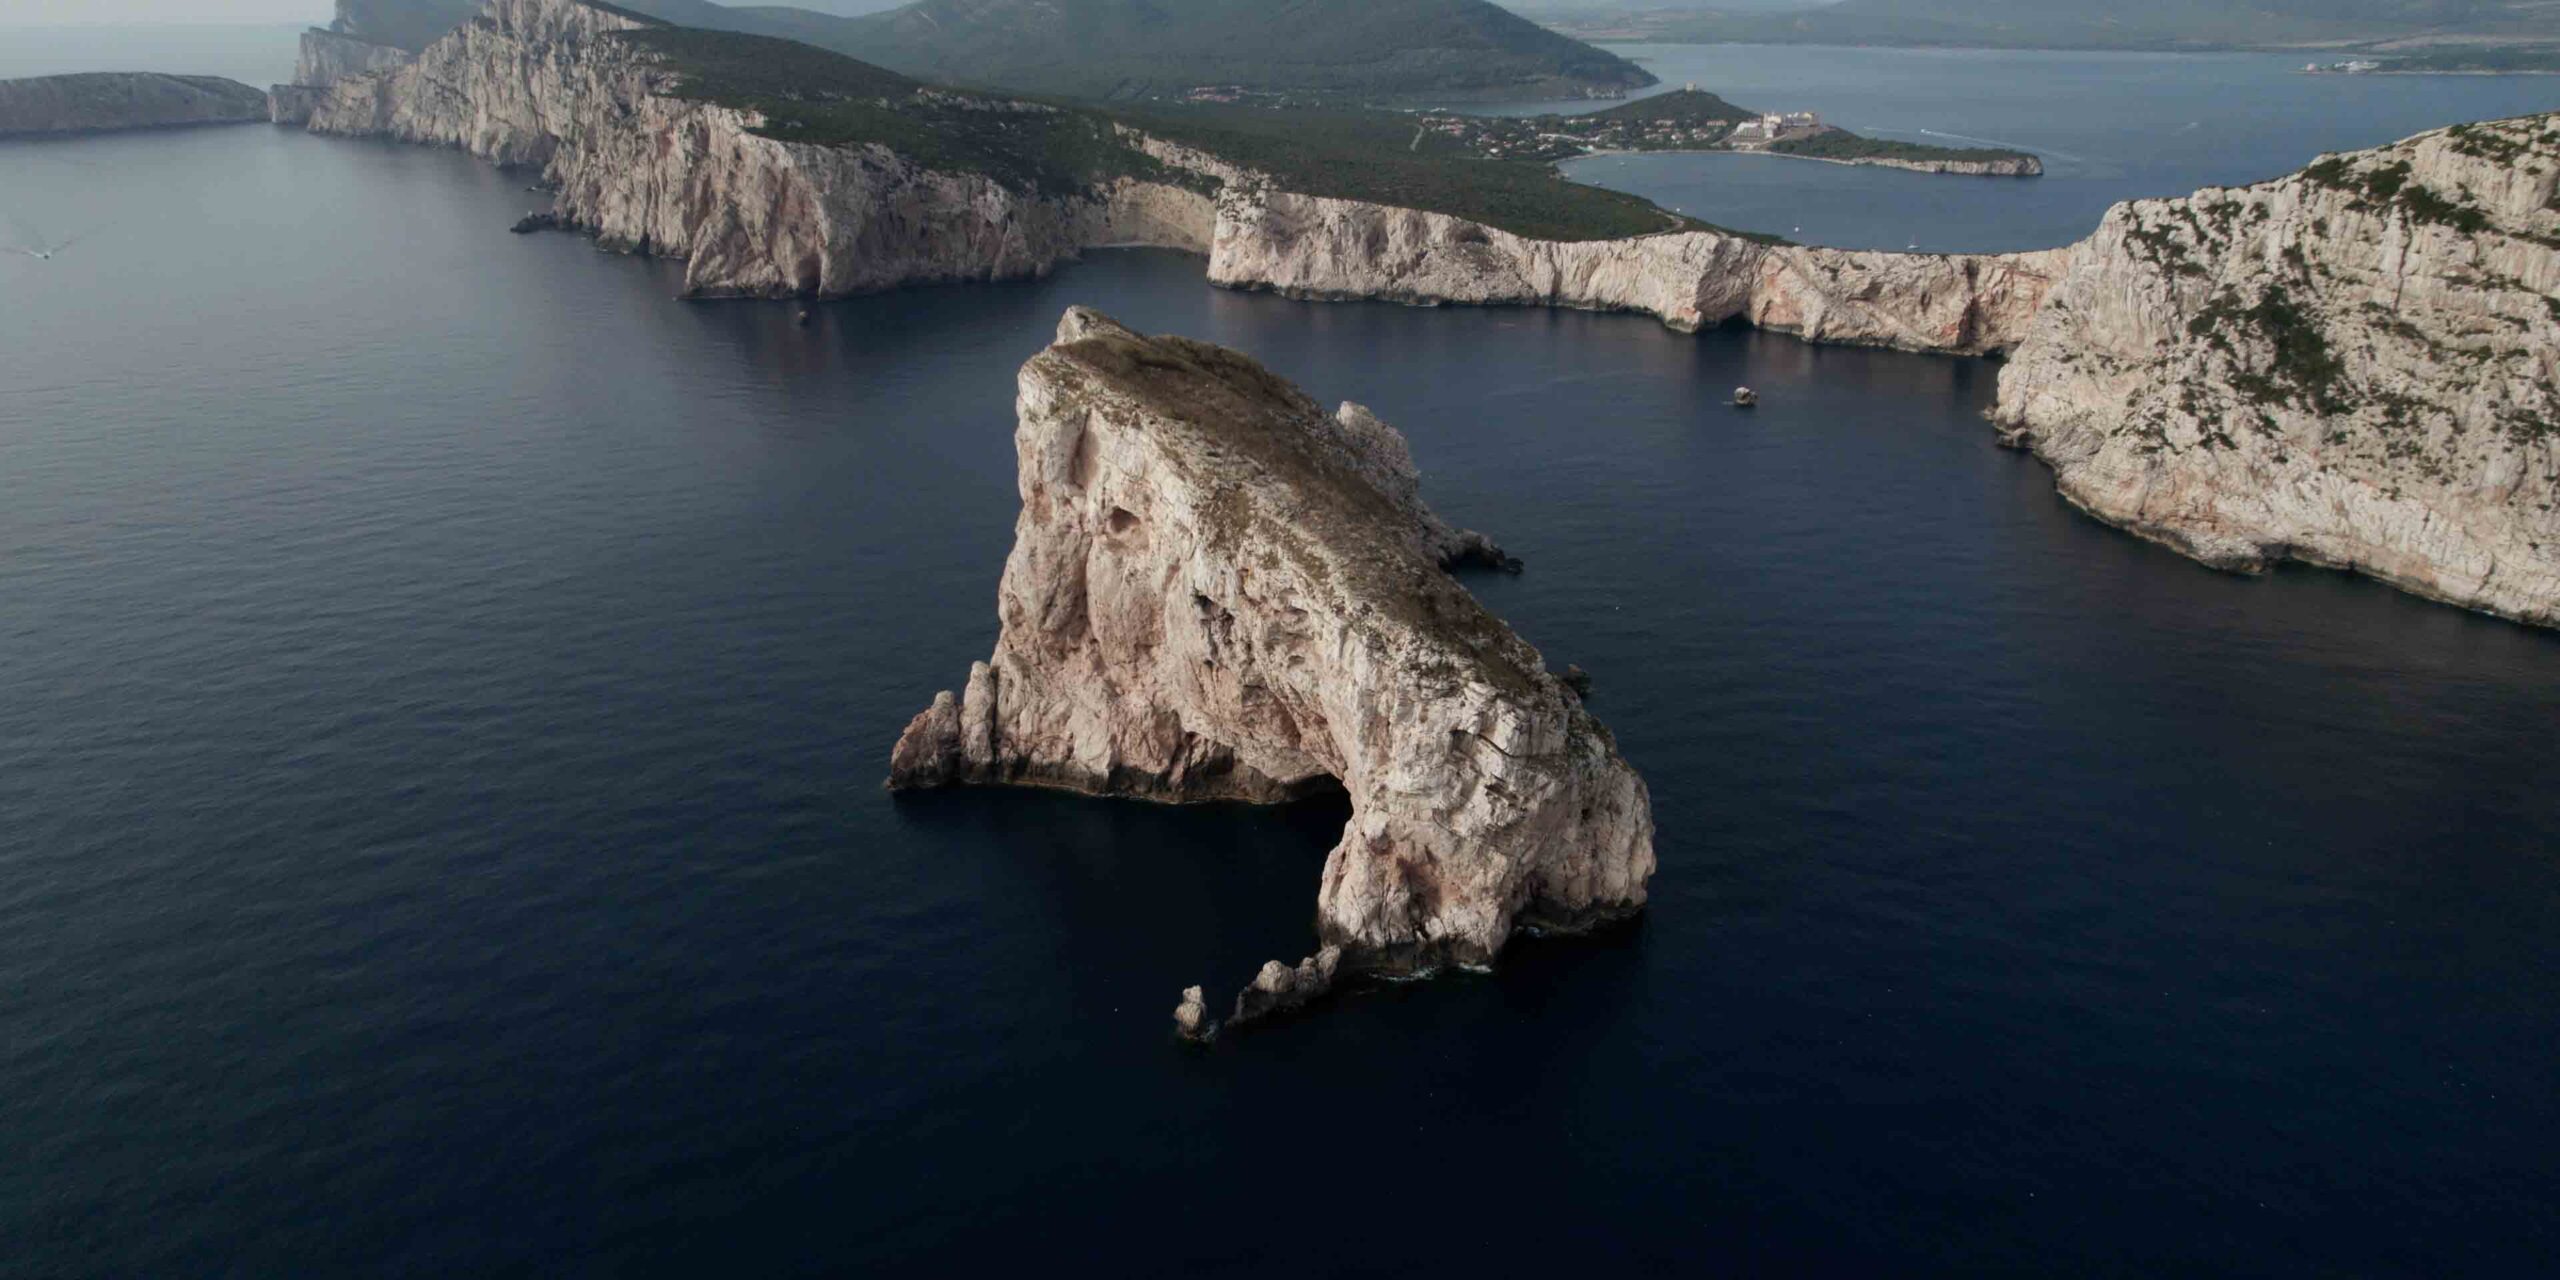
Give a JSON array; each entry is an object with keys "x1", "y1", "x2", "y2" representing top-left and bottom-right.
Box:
[
  {"x1": 1586, "y1": 87, "x2": 1751, "y2": 123},
  {"x1": 617, "y1": 27, "x2": 1691, "y2": 239},
  {"x1": 335, "y1": 0, "x2": 1657, "y2": 101},
  {"x1": 830, "y1": 0, "x2": 1658, "y2": 101}
]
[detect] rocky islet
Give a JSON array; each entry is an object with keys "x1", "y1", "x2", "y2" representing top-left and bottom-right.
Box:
[{"x1": 889, "y1": 308, "x2": 1659, "y2": 1032}]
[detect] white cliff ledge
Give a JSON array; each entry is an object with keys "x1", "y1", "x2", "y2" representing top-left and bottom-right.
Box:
[
  {"x1": 1209, "y1": 188, "x2": 2065, "y2": 355},
  {"x1": 305, "y1": 0, "x2": 1217, "y2": 298},
  {"x1": 890, "y1": 309, "x2": 1658, "y2": 1034},
  {"x1": 1995, "y1": 113, "x2": 2560, "y2": 627}
]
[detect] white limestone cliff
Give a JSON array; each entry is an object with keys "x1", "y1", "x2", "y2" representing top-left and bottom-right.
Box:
[
  {"x1": 1994, "y1": 114, "x2": 2560, "y2": 625},
  {"x1": 305, "y1": 0, "x2": 1216, "y2": 297},
  {"x1": 295, "y1": 28, "x2": 416, "y2": 89},
  {"x1": 891, "y1": 309, "x2": 1658, "y2": 1026},
  {"x1": 1818, "y1": 153, "x2": 2043, "y2": 178},
  {"x1": 1207, "y1": 187, "x2": 2067, "y2": 355}
]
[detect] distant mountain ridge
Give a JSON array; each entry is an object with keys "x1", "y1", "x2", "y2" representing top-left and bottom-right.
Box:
[
  {"x1": 833, "y1": 0, "x2": 1657, "y2": 100},
  {"x1": 1542, "y1": 0, "x2": 2560, "y2": 52},
  {"x1": 308, "y1": 0, "x2": 1656, "y2": 100}
]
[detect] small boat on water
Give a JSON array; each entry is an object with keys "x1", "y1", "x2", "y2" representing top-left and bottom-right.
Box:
[{"x1": 1731, "y1": 386, "x2": 1759, "y2": 408}]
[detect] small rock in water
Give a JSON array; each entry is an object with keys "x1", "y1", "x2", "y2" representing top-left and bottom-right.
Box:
[
  {"x1": 1560, "y1": 664, "x2": 1593, "y2": 697},
  {"x1": 1173, "y1": 986, "x2": 1215, "y2": 1042},
  {"x1": 1444, "y1": 529, "x2": 1524, "y2": 574},
  {"x1": 1227, "y1": 945, "x2": 1343, "y2": 1031},
  {"x1": 509, "y1": 211, "x2": 561, "y2": 235}
]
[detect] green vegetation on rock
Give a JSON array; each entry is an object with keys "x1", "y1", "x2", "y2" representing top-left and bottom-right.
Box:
[
  {"x1": 1118, "y1": 104, "x2": 1697, "y2": 241},
  {"x1": 1582, "y1": 88, "x2": 1752, "y2": 124},
  {"x1": 1766, "y1": 130, "x2": 2035, "y2": 167},
  {"x1": 825, "y1": 0, "x2": 1656, "y2": 102},
  {"x1": 620, "y1": 28, "x2": 1697, "y2": 241}
]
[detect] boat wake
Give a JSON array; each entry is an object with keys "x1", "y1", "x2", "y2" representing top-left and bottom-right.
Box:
[{"x1": 1915, "y1": 128, "x2": 2089, "y2": 164}]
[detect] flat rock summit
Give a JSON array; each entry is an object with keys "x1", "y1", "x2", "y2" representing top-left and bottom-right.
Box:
[
  {"x1": 891, "y1": 309, "x2": 1659, "y2": 1035},
  {"x1": 0, "y1": 73, "x2": 269, "y2": 138}
]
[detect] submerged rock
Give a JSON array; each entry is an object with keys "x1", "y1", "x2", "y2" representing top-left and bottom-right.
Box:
[{"x1": 893, "y1": 308, "x2": 1657, "y2": 1026}]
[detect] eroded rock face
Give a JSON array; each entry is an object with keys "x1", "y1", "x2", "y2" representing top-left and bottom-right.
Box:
[
  {"x1": 293, "y1": 28, "x2": 416, "y2": 90},
  {"x1": 1994, "y1": 114, "x2": 2560, "y2": 625},
  {"x1": 1207, "y1": 188, "x2": 2070, "y2": 356},
  {"x1": 893, "y1": 309, "x2": 1657, "y2": 1019},
  {"x1": 306, "y1": 0, "x2": 1215, "y2": 298}
]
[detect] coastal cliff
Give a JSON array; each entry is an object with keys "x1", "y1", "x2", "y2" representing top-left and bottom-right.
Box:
[
  {"x1": 296, "y1": 0, "x2": 2056, "y2": 354},
  {"x1": 892, "y1": 309, "x2": 1657, "y2": 1029},
  {"x1": 1832, "y1": 153, "x2": 2043, "y2": 177},
  {"x1": 0, "y1": 73, "x2": 270, "y2": 139},
  {"x1": 270, "y1": 0, "x2": 469, "y2": 123},
  {"x1": 295, "y1": 29, "x2": 417, "y2": 89},
  {"x1": 306, "y1": 1, "x2": 1214, "y2": 296},
  {"x1": 1209, "y1": 188, "x2": 2066, "y2": 355},
  {"x1": 1995, "y1": 114, "x2": 2560, "y2": 625}
]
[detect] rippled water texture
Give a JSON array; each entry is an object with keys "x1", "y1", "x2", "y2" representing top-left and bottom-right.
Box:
[{"x1": 5, "y1": 119, "x2": 2556, "y2": 1276}]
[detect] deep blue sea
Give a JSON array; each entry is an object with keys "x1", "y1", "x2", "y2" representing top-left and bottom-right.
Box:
[
  {"x1": 1495, "y1": 45, "x2": 2560, "y2": 252},
  {"x1": 5, "y1": 49, "x2": 2559, "y2": 1280}
]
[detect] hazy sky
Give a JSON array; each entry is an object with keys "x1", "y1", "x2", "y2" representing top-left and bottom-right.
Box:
[{"x1": 1, "y1": 0, "x2": 319, "y2": 21}]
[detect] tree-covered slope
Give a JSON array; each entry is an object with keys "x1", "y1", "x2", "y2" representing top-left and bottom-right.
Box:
[
  {"x1": 616, "y1": 26, "x2": 1687, "y2": 239},
  {"x1": 831, "y1": 0, "x2": 1658, "y2": 100},
  {"x1": 310, "y1": 0, "x2": 1653, "y2": 100}
]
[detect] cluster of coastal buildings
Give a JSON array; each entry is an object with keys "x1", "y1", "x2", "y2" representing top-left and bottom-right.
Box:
[
  {"x1": 1419, "y1": 98, "x2": 1834, "y2": 161},
  {"x1": 1727, "y1": 110, "x2": 1824, "y2": 149},
  {"x1": 2303, "y1": 60, "x2": 2386, "y2": 75}
]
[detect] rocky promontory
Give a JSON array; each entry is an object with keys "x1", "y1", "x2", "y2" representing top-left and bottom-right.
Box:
[
  {"x1": 1829, "y1": 153, "x2": 2043, "y2": 178},
  {"x1": 304, "y1": 0, "x2": 1219, "y2": 296},
  {"x1": 1208, "y1": 188, "x2": 2068, "y2": 355},
  {"x1": 891, "y1": 309, "x2": 1658, "y2": 1031},
  {"x1": 1995, "y1": 113, "x2": 2560, "y2": 625},
  {"x1": 0, "y1": 73, "x2": 270, "y2": 139}
]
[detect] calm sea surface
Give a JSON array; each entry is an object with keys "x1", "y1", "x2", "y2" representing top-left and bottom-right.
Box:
[
  {"x1": 5, "y1": 62, "x2": 2559, "y2": 1280},
  {"x1": 1504, "y1": 45, "x2": 2560, "y2": 252}
]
